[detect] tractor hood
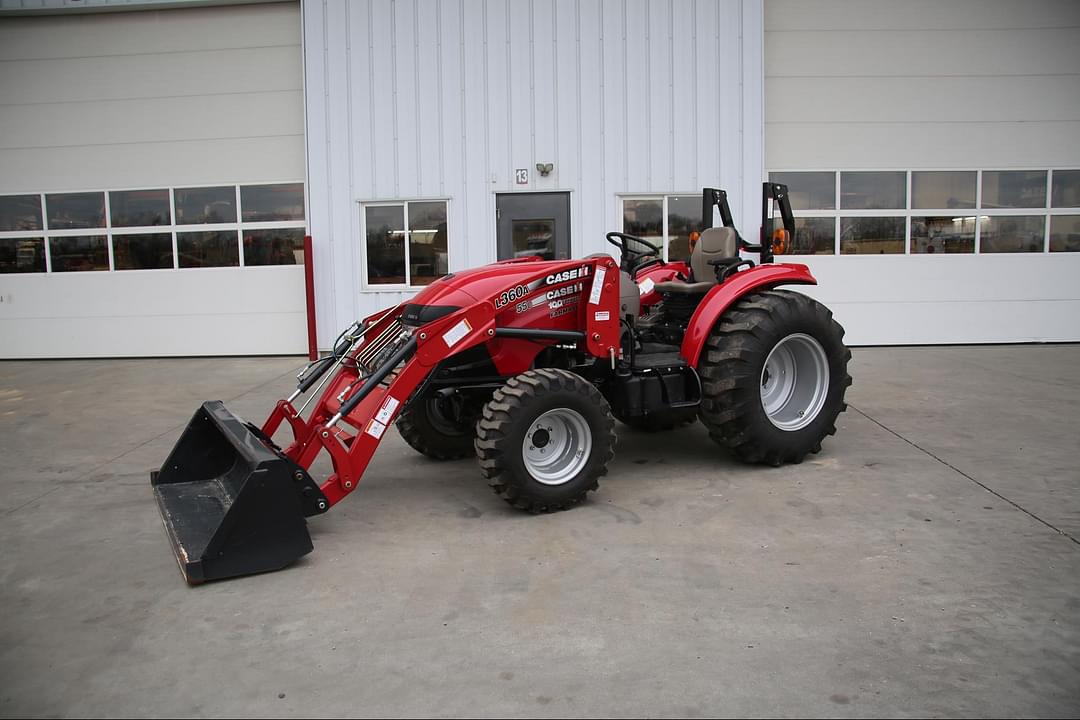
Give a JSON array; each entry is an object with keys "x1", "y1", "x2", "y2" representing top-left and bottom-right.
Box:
[{"x1": 401, "y1": 257, "x2": 591, "y2": 326}]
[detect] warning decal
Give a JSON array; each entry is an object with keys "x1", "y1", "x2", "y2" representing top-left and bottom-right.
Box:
[
  {"x1": 442, "y1": 318, "x2": 472, "y2": 347},
  {"x1": 375, "y1": 396, "x2": 400, "y2": 425},
  {"x1": 365, "y1": 419, "x2": 387, "y2": 439}
]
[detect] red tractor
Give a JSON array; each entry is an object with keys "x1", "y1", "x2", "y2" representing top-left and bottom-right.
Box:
[{"x1": 152, "y1": 183, "x2": 851, "y2": 583}]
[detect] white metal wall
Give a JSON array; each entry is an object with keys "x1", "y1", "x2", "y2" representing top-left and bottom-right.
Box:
[
  {"x1": 304, "y1": 0, "x2": 764, "y2": 347},
  {"x1": 765, "y1": 0, "x2": 1080, "y2": 344},
  {"x1": 0, "y1": 2, "x2": 308, "y2": 357}
]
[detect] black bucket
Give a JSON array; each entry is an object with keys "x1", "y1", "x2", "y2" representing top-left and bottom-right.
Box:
[{"x1": 151, "y1": 401, "x2": 328, "y2": 584}]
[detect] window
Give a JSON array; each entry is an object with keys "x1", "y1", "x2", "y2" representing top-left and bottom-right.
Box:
[
  {"x1": 0, "y1": 195, "x2": 43, "y2": 232},
  {"x1": 0, "y1": 237, "x2": 46, "y2": 273},
  {"x1": 840, "y1": 172, "x2": 906, "y2": 210},
  {"x1": 0, "y1": 183, "x2": 305, "y2": 274},
  {"x1": 114, "y1": 233, "x2": 174, "y2": 270},
  {"x1": 980, "y1": 216, "x2": 1045, "y2": 253},
  {"x1": 110, "y1": 189, "x2": 170, "y2": 227},
  {"x1": 1050, "y1": 215, "x2": 1080, "y2": 253},
  {"x1": 362, "y1": 200, "x2": 450, "y2": 287},
  {"x1": 47, "y1": 192, "x2": 105, "y2": 229},
  {"x1": 241, "y1": 183, "x2": 305, "y2": 222},
  {"x1": 767, "y1": 169, "x2": 1080, "y2": 254},
  {"x1": 243, "y1": 228, "x2": 305, "y2": 266},
  {"x1": 912, "y1": 172, "x2": 976, "y2": 210},
  {"x1": 175, "y1": 186, "x2": 236, "y2": 224},
  {"x1": 49, "y1": 236, "x2": 108, "y2": 272},
  {"x1": 620, "y1": 195, "x2": 699, "y2": 262},
  {"x1": 840, "y1": 217, "x2": 905, "y2": 255},
  {"x1": 983, "y1": 171, "x2": 1046, "y2": 209}
]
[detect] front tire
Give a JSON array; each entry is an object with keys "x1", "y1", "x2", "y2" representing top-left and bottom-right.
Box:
[
  {"x1": 698, "y1": 289, "x2": 851, "y2": 465},
  {"x1": 475, "y1": 369, "x2": 616, "y2": 512}
]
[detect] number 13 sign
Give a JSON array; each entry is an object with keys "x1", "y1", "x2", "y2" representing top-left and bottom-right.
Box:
[{"x1": 514, "y1": 168, "x2": 529, "y2": 185}]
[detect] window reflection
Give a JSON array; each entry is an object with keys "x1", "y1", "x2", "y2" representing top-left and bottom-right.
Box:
[
  {"x1": 840, "y1": 217, "x2": 905, "y2": 254},
  {"x1": 840, "y1": 172, "x2": 906, "y2": 210},
  {"x1": 1051, "y1": 170, "x2": 1080, "y2": 208},
  {"x1": 0, "y1": 195, "x2": 43, "y2": 232},
  {"x1": 1050, "y1": 215, "x2": 1080, "y2": 252},
  {"x1": 243, "y1": 228, "x2": 305, "y2": 266},
  {"x1": 409, "y1": 202, "x2": 448, "y2": 283},
  {"x1": 512, "y1": 219, "x2": 555, "y2": 261},
  {"x1": 46, "y1": 193, "x2": 105, "y2": 229},
  {"x1": 177, "y1": 231, "x2": 239, "y2": 267},
  {"x1": 980, "y1": 216, "x2": 1044, "y2": 253},
  {"x1": 622, "y1": 198, "x2": 664, "y2": 250},
  {"x1": 769, "y1": 172, "x2": 835, "y2": 210},
  {"x1": 666, "y1": 196, "x2": 699, "y2": 261},
  {"x1": 982, "y1": 171, "x2": 1046, "y2": 209},
  {"x1": 912, "y1": 171, "x2": 976, "y2": 209},
  {"x1": 241, "y1": 183, "x2": 305, "y2": 222},
  {"x1": 788, "y1": 217, "x2": 835, "y2": 255},
  {"x1": 174, "y1": 186, "x2": 236, "y2": 224},
  {"x1": 911, "y1": 216, "x2": 975, "y2": 253},
  {"x1": 114, "y1": 233, "x2": 174, "y2": 270},
  {"x1": 365, "y1": 205, "x2": 406, "y2": 284},
  {"x1": 0, "y1": 237, "x2": 46, "y2": 273},
  {"x1": 49, "y1": 236, "x2": 108, "y2": 271},
  {"x1": 110, "y1": 189, "x2": 171, "y2": 227}
]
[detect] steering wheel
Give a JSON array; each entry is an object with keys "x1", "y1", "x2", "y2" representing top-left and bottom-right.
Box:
[{"x1": 606, "y1": 232, "x2": 661, "y2": 273}]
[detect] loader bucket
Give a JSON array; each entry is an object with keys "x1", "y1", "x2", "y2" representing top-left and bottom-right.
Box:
[{"x1": 151, "y1": 401, "x2": 328, "y2": 584}]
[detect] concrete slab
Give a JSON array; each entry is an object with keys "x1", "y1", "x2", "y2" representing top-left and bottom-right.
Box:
[{"x1": 0, "y1": 348, "x2": 1077, "y2": 718}]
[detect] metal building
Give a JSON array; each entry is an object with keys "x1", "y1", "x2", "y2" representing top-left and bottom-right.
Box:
[{"x1": 1, "y1": 0, "x2": 1078, "y2": 358}]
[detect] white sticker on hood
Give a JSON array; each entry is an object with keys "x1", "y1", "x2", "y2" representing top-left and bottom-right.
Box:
[
  {"x1": 588, "y1": 266, "x2": 607, "y2": 305},
  {"x1": 442, "y1": 318, "x2": 472, "y2": 347},
  {"x1": 638, "y1": 277, "x2": 655, "y2": 296}
]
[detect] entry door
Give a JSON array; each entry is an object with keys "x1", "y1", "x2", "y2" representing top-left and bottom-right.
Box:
[{"x1": 496, "y1": 192, "x2": 571, "y2": 261}]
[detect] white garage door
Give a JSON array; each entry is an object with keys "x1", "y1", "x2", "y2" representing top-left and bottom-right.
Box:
[{"x1": 0, "y1": 2, "x2": 308, "y2": 358}]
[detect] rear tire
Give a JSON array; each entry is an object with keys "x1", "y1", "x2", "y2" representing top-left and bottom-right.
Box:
[
  {"x1": 396, "y1": 396, "x2": 476, "y2": 460},
  {"x1": 698, "y1": 289, "x2": 851, "y2": 465},
  {"x1": 475, "y1": 369, "x2": 615, "y2": 512},
  {"x1": 614, "y1": 405, "x2": 699, "y2": 432}
]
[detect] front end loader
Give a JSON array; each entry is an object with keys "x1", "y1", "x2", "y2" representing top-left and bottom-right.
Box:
[{"x1": 151, "y1": 182, "x2": 851, "y2": 584}]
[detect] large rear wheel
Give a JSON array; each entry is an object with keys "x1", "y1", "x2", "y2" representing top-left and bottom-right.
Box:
[
  {"x1": 475, "y1": 369, "x2": 616, "y2": 512},
  {"x1": 698, "y1": 289, "x2": 851, "y2": 465}
]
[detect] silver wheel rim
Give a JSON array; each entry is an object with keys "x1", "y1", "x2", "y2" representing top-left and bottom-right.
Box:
[
  {"x1": 760, "y1": 333, "x2": 829, "y2": 431},
  {"x1": 521, "y1": 408, "x2": 592, "y2": 485}
]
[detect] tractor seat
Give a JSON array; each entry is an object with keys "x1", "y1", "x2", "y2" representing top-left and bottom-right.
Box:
[{"x1": 653, "y1": 227, "x2": 740, "y2": 295}]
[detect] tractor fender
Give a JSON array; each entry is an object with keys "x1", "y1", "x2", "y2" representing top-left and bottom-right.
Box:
[{"x1": 681, "y1": 263, "x2": 817, "y2": 367}]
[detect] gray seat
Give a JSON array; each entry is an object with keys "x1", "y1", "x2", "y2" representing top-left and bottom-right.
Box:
[{"x1": 653, "y1": 227, "x2": 740, "y2": 295}]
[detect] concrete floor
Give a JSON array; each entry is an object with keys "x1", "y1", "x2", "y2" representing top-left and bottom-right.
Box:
[{"x1": 0, "y1": 346, "x2": 1078, "y2": 718}]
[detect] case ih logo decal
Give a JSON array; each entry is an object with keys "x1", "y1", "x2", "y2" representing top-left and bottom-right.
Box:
[{"x1": 545, "y1": 265, "x2": 590, "y2": 285}]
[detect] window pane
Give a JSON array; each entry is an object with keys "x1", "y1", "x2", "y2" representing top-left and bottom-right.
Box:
[
  {"x1": 49, "y1": 236, "x2": 108, "y2": 271},
  {"x1": 46, "y1": 192, "x2": 105, "y2": 229},
  {"x1": 840, "y1": 172, "x2": 906, "y2": 210},
  {"x1": 0, "y1": 195, "x2": 43, "y2": 231},
  {"x1": 174, "y1": 186, "x2": 236, "y2": 224},
  {"x1": 667, "y1": 195, "x2": 699, "y2": 261},
  {"x1": 177, "y1": 231, "x2": 239, "y2": 267},
  {"x1": 840, "y1": 217, "x2": 905, "y2": 254},
  {"x1": 243, "y1": 228, "x2": 305, "y2": 266},
  {"x1": 0, "y1": 237, "x2": 46, "y2": 273},
  {"x1": 512, "y1": 219, "x2": 555, "y2": 260},
  {"x1": 1051, "y1": 170, "x2": 1080, "y2": 208},
  {"x1": 912, "y1": 171, "x2": 975, "y2": 209},
  {"x1": 1050, "y1": 215, "x2": 1080, "y2": 252},
  {"x1": 787, "y1": 217, "x2": 835, "y2": 255},
  {"x1": 241, "y1": 183, "x2": 305, "y2": 222},
  {"x1": 911, "y1": 216, "x2": 975, "y2": 254},
  {"x1": 365, "y1": 205, "x2": 406, "y2": 284},
  {"x1": 622, "y1": 199, "x2": 664, "y2": 251},
  {"x1": 979, "y1": 216, "x2": 1045, "y2": 253},
  {"x1": 408, "y1": 202, "x2": 448, "y2": 284},
  {"x1": 982, "y1": 171, "x2": 1047, "y2": 209},
  {"x1": 110, "y1": 189, "x2": 170, "y2": 227},
  {"x1": 769, "y1": 172, "x2": 835, "y2": 210},
  {"x1": 114, "y1": 233, "x2": 174, "y2": 270}
]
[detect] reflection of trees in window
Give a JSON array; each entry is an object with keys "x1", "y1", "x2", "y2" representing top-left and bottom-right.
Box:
[
  {"x1": 840, "y1": 217, "x2": 905, "y2": 254},
  {"x1": 0, "y1": 196, "x2": 43, "y2": 232},
  {"x1": 0, "y1": 238, "x2": 46, "y2": 273}
]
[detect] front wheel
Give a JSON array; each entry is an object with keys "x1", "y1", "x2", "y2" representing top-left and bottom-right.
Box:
[
  {"x1": 475, "y1": 369, "x2": 616, "y2": 512},
  {"x1": 698, "y1": 289, "x2": 851, "y2": 465},
  {"x1": 396, "y1": 395, "x2": 477, "y2": 460}
]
